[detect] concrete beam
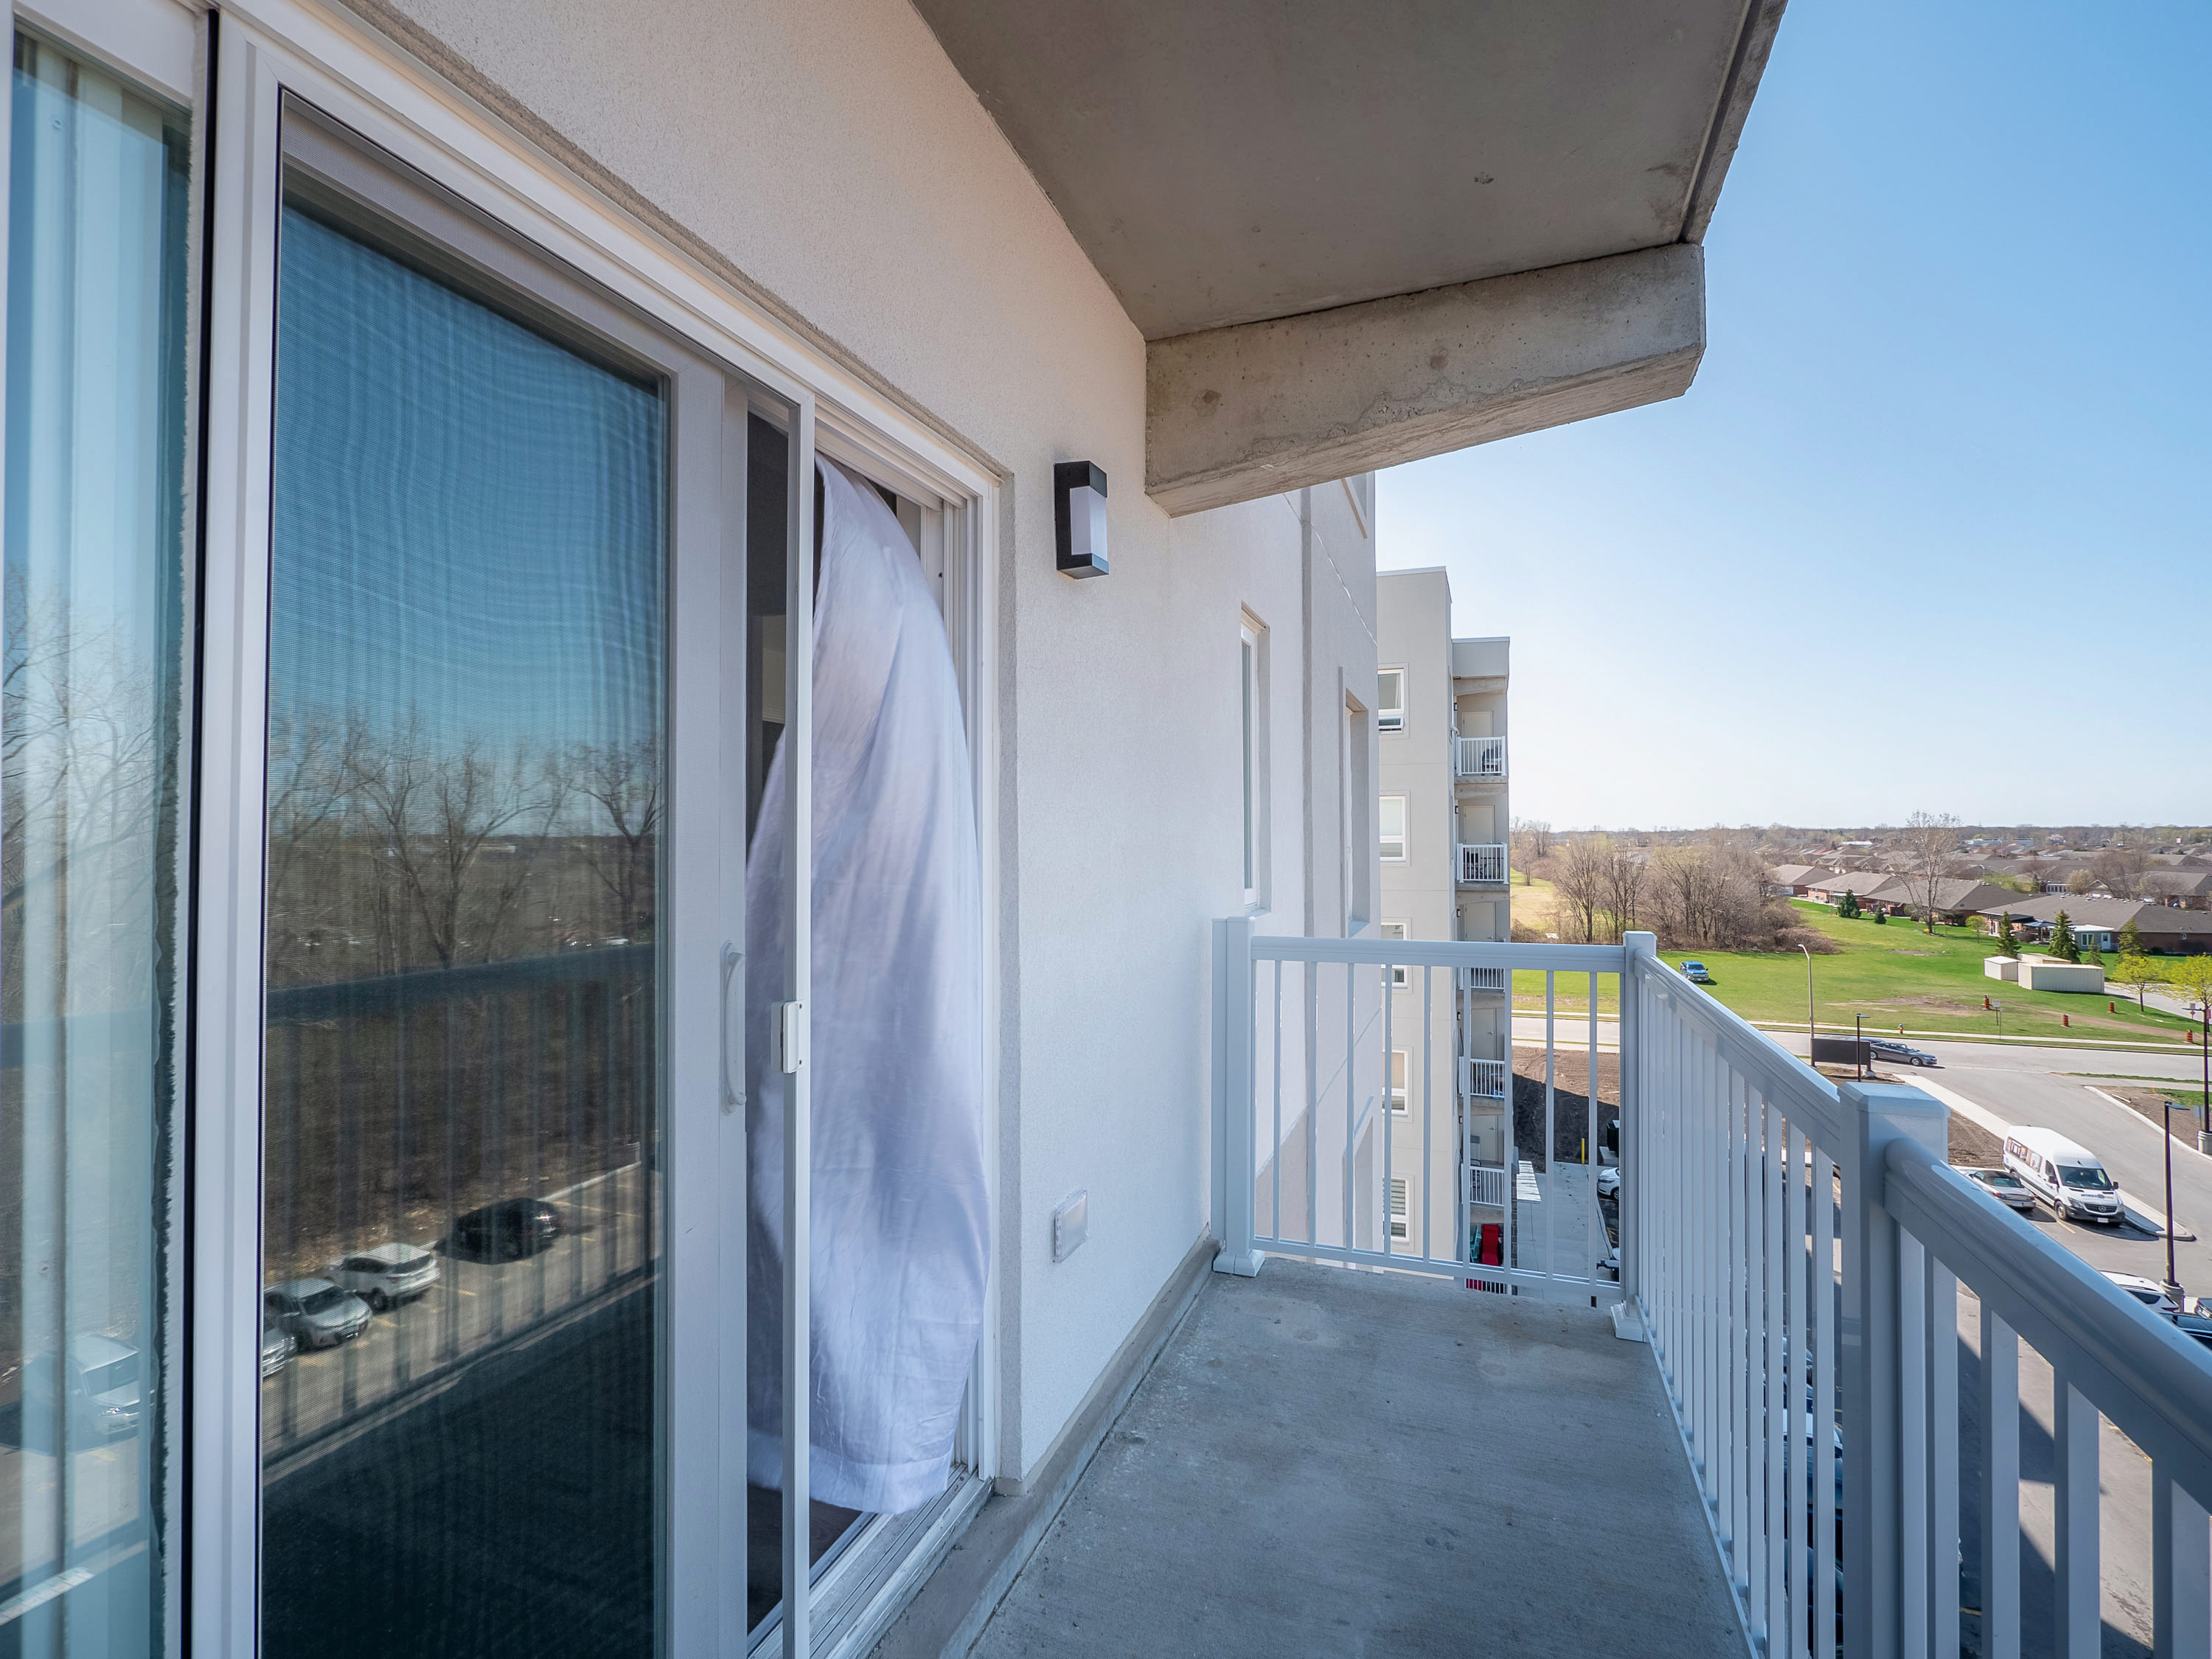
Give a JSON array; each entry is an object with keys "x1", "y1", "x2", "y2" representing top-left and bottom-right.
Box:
[{"x1": 1144, "y1": 245, "x2": 1704, "y2": 517}]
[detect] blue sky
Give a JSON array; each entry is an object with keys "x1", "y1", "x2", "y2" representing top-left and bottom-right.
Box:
[{"x1": 1377, "y1": 0, "x2": 2212, "y2": 833}]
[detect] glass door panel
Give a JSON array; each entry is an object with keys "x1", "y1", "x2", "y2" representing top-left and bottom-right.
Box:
[
  {"x1": 1, "y1": 32, "x2": 190, "y2": 1659},
  {"x1": 259, "y1": 138, "x2": 672, "y2": 1659}
]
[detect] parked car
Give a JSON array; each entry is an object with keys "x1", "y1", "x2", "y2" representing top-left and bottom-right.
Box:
[
  {"x1": 264, "y1": 1278, "x2": 372, "y2": 1348},
  {"x1": 19, "y1": 1336, "x2": 143, "y2": 1445},
  {"x1": 1964, "y1": 1166, "x2": 2037, "y2": 1211},
  {"x1": 2003, "y1": 1128, "x2": 2123, "y2": 1225},
  {"x1": 2169, "y1": 1312, "x2": 2212, "y2": 1353},
  {"x1": 451, "y1": 1197, "x2": 564, "y2": 1261},
  {"x1": 261, "y1": 1321, "x2": 297, "y2": 1378},
  {"x1": 1596, "y1": 1164, "x2": 1620, "y2": 1200},
  {"x1": 1866, "y1": 1038, "x2": 1937, "y2": 1068},
  {"x1": 2104, "y1": 1271, "x2": 2180, "y2": 1318},
  {"x1": 327, "y1": 1242, "x2": 440, "y2": 1310},
  {"x1": 1680, "y1": 961, "x2": 1714, "y2": 984}
]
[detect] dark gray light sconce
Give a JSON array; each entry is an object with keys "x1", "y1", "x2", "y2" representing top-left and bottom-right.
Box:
[{"x1": 1054, "y1": 461, "x2": 1108, "y2": 579}]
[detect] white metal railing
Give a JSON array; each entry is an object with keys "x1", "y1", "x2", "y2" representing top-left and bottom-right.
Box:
[
  {"x1": 1455, "y1": 734, "x2": 1506, "y2": 779},
  {"x1": 1211, "y1": 919, "x2": 1619, "y2": 1295},
  {"x1": 1458, "y1": 965, "x2": 1506, "y2": 996},
  {"x1": 1461, "y1": 1056, "x2": 1506, "y2": 1099},
  {"x1": 1469, "y1": 1161, "x2": 1508, "y2": 1209},
  {"x1": 1621, "y1": 933, "x2": 2212, "y2": 1659},
  {"x1": 1215, "y1": 920, "x2": 2212, "y2": 1658},
  {"x1": 1456, "y1": 843, "x2": 1507, "y2": 886}
]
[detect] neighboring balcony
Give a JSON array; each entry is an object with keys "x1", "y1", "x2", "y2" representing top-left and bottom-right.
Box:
[
  {"x1": 1456, "y1": 842, "x2": 1508, "y2": 886},
  {"x1": 1461, "y1": 1054, "x2": 1507, "y2": 1099},
  {"x1": 1456, "y1": 964, "x2": 1506, "y2": 999},
  {"x1": 1454, "y1": 732, "x2": 1506, "y2": 781}
]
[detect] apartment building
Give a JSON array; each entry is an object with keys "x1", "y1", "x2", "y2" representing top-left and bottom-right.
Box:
[{"x1": 1376, "y1": 571, "x2": 1510, "y2": 1262}]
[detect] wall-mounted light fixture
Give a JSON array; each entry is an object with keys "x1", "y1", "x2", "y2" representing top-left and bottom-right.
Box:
[{"x1": 1054, "y1": 460, "x2": 1108, "y2": 579}]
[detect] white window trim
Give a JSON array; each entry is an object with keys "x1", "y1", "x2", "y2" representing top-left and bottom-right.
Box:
[
  {"x1": 187, "y1": 8, "x2": 1007, "y2": 1655},
  {"x1": 1379, "y1": 793, "x2": 1408, "y2": 863},
  {"x1": 1375, "y1": 664, "x2": 1405, "y2": 732}
]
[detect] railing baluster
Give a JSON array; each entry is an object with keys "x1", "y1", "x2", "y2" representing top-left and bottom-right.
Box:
[
  {"x1": 1722, "y1": 1063, "x2": 1742, "y2": 1587},
  {"x1": 1978, "y1": 1304, "x2": 2020, "y2": 1659},
  {"x1": 1306, "y1": 961, "x2": 1318, "y2": 1248},
  {"x1": 1781, "y1": 1113, "x2": 1804, "y2": 1658},
  {"x1": 1814, "y1": 1144, "x2": 1836, "y2": 1658},
  {"x1": 1927, "y1": 1257, "x2": 1958, "y2": 1659},
  {"x1": 1272, "y1": 958, "x2": 1283, "y2": 1246},
  {"x1": 1543, "y1": 970, "x2": 1556, "y2": 1294},
  {"x1": 2154, "y1": 1462, "x2": 2211, "y2": 1659},
  {"x1": 1382, "y1": 956, "x2": 1395, "y2": 1259},
  {"x1": 1343, "y1": 961, "x2": 1355, "y2": 1253},
  {"x1": 1420, "y1": 966, "x2": 1433, "y2": 1262},
  {"x1": 2053, "y1": 1371, "x2": 2100, "y2": 1658},
  {"x1": 1898, "y1": 1228, "x2": 1930, "y2": 1659}
]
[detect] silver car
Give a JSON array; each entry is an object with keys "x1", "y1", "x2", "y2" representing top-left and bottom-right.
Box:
[
  {"x1": 264, "y1": 1278, "x2": 372, "y2": 1349},
  {"x1": 326, "y1": 1242, "x2": 440, "y2": 1311}
]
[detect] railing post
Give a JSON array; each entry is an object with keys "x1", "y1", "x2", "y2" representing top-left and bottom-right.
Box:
[
  {"x1": 1837, "y1": 1079, "x2": 1949, "y2": 1659},
  {"x1": 1211, "y1": 916, "x2": 1263, "y2": 1276},
  {"x1": 1615, "y1": 932, "x2": 1654, "y2": 1338}
]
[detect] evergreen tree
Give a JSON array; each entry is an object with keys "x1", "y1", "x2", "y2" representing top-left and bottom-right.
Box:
[
  {"x1": 1996, "y1": 914, "x2": 2020, "y2": 959},
  {"x1": 1871, "y1": 908, "x2": 1888, "y2": 926},
  {"x1": 2050, "y1": 910, "x2": 2079, "y2": 963},
  {"x1": 1838, "y1": 888, "x2": 1860, "y2": 919},
  {"x1": 2119, "y1": 916, "x2": 2146, "y2": 959}
]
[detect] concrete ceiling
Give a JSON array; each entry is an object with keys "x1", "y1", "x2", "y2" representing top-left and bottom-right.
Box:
[{"x1": 911, "y1": 0, "x2": 1780, "y2": 341}]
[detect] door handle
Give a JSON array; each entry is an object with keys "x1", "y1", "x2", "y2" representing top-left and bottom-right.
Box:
[{"x1": 720, "y1": 944, "x2": 742, "y2": 1114}]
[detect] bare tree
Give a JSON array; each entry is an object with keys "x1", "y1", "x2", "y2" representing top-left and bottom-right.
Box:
[
  {"x1": 1509, "y1": 817, "x2": 1552, "y2": 886},
  {"x1": 1601, "y1": 848, "x2": 1646, "y2": 941},
  {"x1": 1552, "y1": 835, "x2": 1610, "y2": 944},
  {"x1": 1899, "y1": 810, "x2": 1964, "y2": 933},
  {"x1": 2091, "y1": 844, "x2": 2149, "y2": 900}
]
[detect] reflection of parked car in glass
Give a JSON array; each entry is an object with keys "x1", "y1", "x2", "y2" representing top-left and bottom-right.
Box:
[
  {"x1": 451, "y1": 1197, "x2": 565, "y2": 1261},
  {"x1": 21, "y1": 1337, "x2": 142, "y2": 1444},
  {"x1": 327, "y1": 1242, "x2": 441, "y2": 1310},
  {"x1": 262, "y1": 1321, "x2": 297, "y2": 1378},
  {"x1": 265, "y1": 1279, "x2": 372, "y2": 1348}
]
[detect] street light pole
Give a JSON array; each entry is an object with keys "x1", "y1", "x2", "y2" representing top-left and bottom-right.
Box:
[{"x1": 2164, "y1": 1097, "x2": 2183, "y2": 1301}]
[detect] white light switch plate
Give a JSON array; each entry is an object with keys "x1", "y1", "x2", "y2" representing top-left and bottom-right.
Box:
[{"x1": 1052, "y1": 1190, "x2": 1089, "y2": 1263}]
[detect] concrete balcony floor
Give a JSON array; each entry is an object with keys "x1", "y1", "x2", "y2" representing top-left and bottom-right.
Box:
[{"x1": 969, "y1": 1258, "x2": 1739, "y2": 1658}]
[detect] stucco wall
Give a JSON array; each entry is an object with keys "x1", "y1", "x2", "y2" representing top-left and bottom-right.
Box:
[{"x1": 354, "y1": 0, "x2": 1380, "y2": 1481}]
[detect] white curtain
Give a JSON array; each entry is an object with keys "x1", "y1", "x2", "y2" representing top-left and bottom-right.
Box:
[{"x1": 745, "y1": 460, "x2": 987, "y2": 1514}]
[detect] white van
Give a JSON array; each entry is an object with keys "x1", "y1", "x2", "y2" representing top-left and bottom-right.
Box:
[{"x1": 2003, "y1": 1127, "x2": 2123, "y2": 1225}]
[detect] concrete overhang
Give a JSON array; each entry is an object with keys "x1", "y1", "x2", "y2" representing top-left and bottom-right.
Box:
[{"x1": 909, "y1": 0, "x2": 1785, "y2": 513}]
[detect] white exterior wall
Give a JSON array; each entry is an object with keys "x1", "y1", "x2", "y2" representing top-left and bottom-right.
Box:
[{"x1": 353, "y1": 0, "x2": 1379, "y2": 1483}]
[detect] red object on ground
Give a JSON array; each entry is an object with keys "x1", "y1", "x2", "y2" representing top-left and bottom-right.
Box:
[
  {"x1": 1984, "y1": 997, "x2": 1992, "y2": 1010},
  {"x1": 1477, "y1": 1222, "x2": 1503, "y2": 1266},
  {"x1": 2063, "y1": 1014, "x2": 2070, "y2": 1026}
]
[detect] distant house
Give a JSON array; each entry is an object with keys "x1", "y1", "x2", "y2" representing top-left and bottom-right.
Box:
[
  {"x1": 1804, "y1": 871, "x2": 1908, "y2": 910},
  {"x1": 2138, "y1": 869, "x2": 2212, "y2": 912},
  {"x1": 1890, "y1": 878, "x2": 2023, "y2": 925},
  {"x1": 1767, "y1": 863, "x2": 1823, "y2": 897},
  {"x1": 1976, "y1": 895, "x2": 2212, "y2": 956}
]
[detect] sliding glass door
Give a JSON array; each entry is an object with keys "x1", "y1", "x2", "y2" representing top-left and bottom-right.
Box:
[
  {"x1": 1, "y1": 30, "x2": 189, "y2": 1659},
  {"x1": 251, "y1": 105, "x2": 790, "y2": 1659}
]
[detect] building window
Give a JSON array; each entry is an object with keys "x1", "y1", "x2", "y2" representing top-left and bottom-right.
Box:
[
  {"x1": 1388, "y1": 1177, "x2": 1411, "y2": 1241},
  {"x1": 1388, "y1": 1048, "x2": 1408, "y2": 1113},
  {"x1": 1380, "y1": 794, "x2": 1407, "y2": 862},
  {"x1": 1377, "y1": 667, "x2": 1404, "y2": 731},
  {"x1": 1381, "y1": 920, "x2": 1408, "y2": 987}
]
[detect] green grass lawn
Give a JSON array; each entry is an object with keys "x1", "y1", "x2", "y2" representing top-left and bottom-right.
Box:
[{"x1": 1514, "y1": 902, "x2": 2199, "y2": 1047}]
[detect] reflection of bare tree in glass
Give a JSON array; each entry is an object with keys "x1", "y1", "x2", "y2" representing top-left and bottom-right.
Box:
[
  {"x1": 568, "y1": 738, "x2": 659, "y2": 947},
  {"x1": 2, "y1": 573, "x2": 167, "y2": 1378},
  {"x1": 338, "y1": 713, "x2": 563, "y2": 971}
]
